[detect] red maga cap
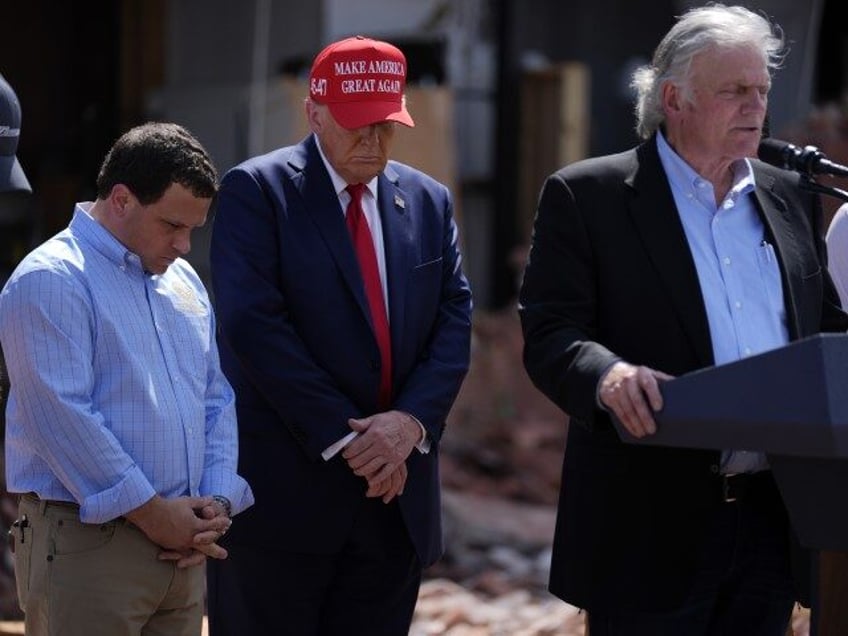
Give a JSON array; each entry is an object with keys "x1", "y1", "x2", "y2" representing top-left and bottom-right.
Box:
[{"x1": 309, "y1": 36, "x2": 415, "y2": 129}]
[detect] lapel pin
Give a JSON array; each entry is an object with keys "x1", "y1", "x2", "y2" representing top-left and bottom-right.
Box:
[{"x1": 394, "y1": 195, "x2": 405, "y2": 209}]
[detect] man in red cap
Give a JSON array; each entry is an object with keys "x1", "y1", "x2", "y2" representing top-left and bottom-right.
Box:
[{"x1": 206, "y1": 36, "x2": 472, "y2": 635}]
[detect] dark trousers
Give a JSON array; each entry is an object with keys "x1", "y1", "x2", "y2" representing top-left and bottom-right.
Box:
[
  {"x1": 207, "y1": 498, "x2": 421, "y2": 636},
  {"x1": 588, "y1": 471, "x2": 795, "y2": 636}
]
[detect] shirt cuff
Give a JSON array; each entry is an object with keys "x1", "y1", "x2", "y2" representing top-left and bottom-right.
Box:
[
  {"x1": 79, "y1": 465, "x2": 157, "y2": 524},
  {"x1": 404, "y1": 412, "x2": 431, "y2": 454},
  {"x1": 320, "y1": 412, "x2": 430, "y2": 460},
  {"x1": 201, "y1": 474, "x2": 255, "y2": 516},
  {"x1": 322, "y1": 431, "x2": 358, "y2": 460}
]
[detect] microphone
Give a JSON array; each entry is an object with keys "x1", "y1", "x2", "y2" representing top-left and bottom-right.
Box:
[{"x1": 758, "y1": 138, "x2": 848, "y2": 178}]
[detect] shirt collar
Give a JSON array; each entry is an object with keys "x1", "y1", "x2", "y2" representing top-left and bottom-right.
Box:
[
  {"x1": 70, "y1": 202, "x2": 145, "y2": 273},
  {"x1": 656, "y1": 130, "x2": 756, "y2": 201}
]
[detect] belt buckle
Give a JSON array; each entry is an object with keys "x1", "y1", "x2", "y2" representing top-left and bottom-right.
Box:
[{"x1": 722, "y1": 474, "x2": 738, "y2": 503}]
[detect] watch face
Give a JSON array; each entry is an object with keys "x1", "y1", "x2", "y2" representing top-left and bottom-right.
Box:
[{"x1": 212, "y1": 495, "x2": 232, "y2": 516}]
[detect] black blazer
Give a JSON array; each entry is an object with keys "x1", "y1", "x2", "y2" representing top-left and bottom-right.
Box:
[{"x1": 519, "y1": 135, "x2": 848, "y2": 611}]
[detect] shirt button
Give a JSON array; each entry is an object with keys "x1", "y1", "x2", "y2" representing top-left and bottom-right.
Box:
[
  {"x1": 735, "y1": 301, "x2": 742, "y2": 309},
  {"x1": 723, "y1": 257, "x2": 731, "y2": 266}
]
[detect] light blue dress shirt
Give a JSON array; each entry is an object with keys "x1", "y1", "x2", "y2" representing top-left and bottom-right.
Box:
[
  {"x1": 0, "y1": 204, "x2": 253, "y2": 523},
  {"x1": 657, "y1": 133, "x2": 788, "y2": 473}
]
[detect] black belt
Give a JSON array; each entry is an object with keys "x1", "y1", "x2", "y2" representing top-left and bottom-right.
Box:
[{"x1": 720, "y1": 471, "x2": 774, "y2": 503}]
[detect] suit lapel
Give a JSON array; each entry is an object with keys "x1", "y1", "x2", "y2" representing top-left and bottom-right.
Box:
[
  {"x1": 289, "y1": 136, "x2": 373, "y2": 325},
  {"x1": 377, "y1": 164, "x2": 414, "y2": 368},
  {"x1": 751, "y1": 170, "x2": 802, "y2": 338},
  {"x1": 626, "y1": 140, "x2": 715, "y2": 367}
]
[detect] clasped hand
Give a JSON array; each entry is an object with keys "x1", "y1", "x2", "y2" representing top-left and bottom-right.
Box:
[
  {"x1": 126, "y1": 495, "x2": 232, "y2": 569},
  {"x1": 342, "y1": 410, "x2": 420, "y2": 503}
]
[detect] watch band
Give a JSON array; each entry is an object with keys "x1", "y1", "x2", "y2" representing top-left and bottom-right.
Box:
[{"x1": 211, "y1": 495, "x2": 232, "y2": 518}]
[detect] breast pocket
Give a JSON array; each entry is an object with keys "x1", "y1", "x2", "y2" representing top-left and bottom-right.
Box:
[
  {"x1": 407, "y1": 258, "x2": 443, "y2": 321},
  {"x1": 755, "y1": 242, "x2": 786, "y2": 320},
  {"x1": 170, "y1": 310, "x2": 213, "y2": 394}
]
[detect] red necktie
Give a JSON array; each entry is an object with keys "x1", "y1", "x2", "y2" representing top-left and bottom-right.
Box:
[{"x1": 345, "y1": 184, "x2": 392, "y2": 409}]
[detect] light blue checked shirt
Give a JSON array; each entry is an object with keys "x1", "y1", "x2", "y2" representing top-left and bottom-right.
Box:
[
  {"x1": 0, "y1": 204, "x2": 253, "y2": 523},
  {"x1": 657, "y1": 132, "x2": 788, "y2": 473}
]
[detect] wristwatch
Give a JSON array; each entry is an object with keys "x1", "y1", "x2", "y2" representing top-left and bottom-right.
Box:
[{"x1": 211, "y1": 495, "x2": 232, "y2": 518}]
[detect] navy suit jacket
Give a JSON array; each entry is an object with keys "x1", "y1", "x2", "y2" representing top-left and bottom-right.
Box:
[
  {"x1": 519, "y1": 135, "x2": 848, "y2": 611},
  {"x1": 210, "y1": 135, "x2": 472, "y2": 566}
]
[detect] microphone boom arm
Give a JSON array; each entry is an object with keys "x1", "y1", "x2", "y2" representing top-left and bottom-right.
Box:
[{"x1": 799, "y1": 175, "x2": 848, "y2": 204}]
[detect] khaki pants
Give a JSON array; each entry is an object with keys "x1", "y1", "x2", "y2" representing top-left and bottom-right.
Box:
[{"x1": 13, "y1": 494, "x2": 204, "y2": 636}]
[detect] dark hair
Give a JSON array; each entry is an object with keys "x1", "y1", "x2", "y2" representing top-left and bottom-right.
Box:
[{"x1": 96, "y1": 122, "x2": 218, "y2": 204}]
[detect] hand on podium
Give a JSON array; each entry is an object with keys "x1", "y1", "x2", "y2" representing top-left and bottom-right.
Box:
[{"x1": 599, "y1": 361, "x2": 674, "y2": 438}]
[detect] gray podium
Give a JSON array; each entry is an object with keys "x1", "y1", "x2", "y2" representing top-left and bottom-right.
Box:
[{"x1": 614, "y1": 333, "x2": 848, "y2": 635}]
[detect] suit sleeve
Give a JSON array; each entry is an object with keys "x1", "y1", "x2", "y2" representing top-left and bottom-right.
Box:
[
  {"x1": 210, "y1": 167, "x2": 364, "y2": 459},
  {"x1": 518, "y1": 173, "x2": 620, "y2": 426}
]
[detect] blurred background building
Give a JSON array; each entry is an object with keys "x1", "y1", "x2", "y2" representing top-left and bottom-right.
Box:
[{"x1": 1, "y1": 0, "x2": 845, "y2": 308}]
